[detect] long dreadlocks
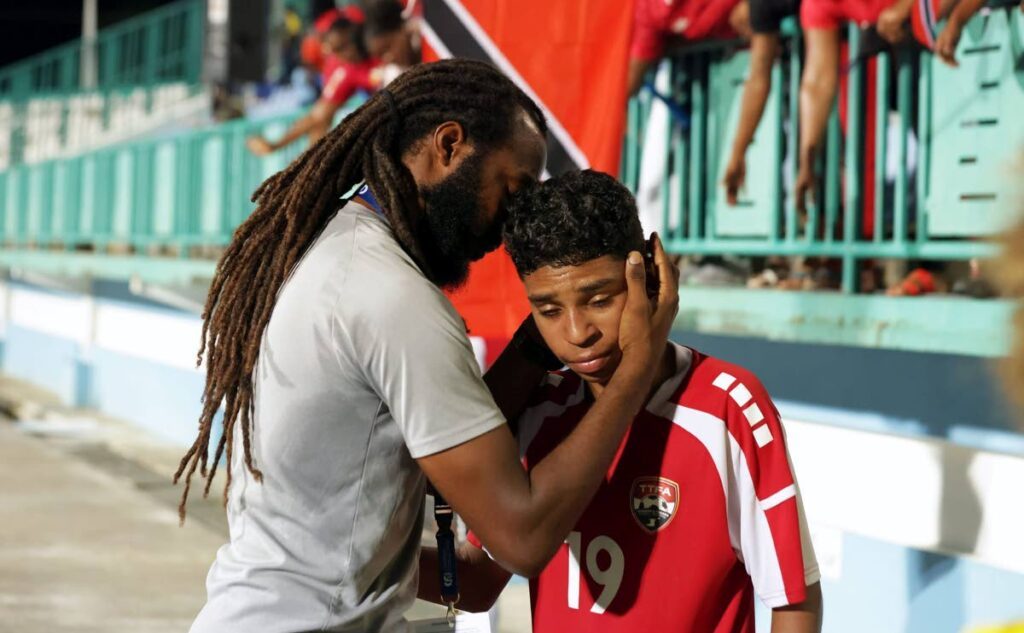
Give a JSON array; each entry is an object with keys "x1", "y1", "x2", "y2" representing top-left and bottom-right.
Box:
[{"x1": 174, "y1": 59, "x2": 547, "y2": 521}]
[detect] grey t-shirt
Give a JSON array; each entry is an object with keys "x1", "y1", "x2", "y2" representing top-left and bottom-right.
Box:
[{"x1": 190, "y1": 201, "x2": 506, "y2": 633}]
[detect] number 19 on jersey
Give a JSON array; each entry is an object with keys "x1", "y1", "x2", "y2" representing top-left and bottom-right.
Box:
[{"x1": 565, "y1": 532, "x2": 624, "y2": 615}]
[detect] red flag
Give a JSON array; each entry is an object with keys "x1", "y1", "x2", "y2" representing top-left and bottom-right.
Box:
[{"x1": 420, "y1": 0, "x2": 634, "y2": 340}]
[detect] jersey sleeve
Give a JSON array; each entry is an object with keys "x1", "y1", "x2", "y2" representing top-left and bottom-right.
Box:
[
  {"x1": 630, "y1": 0, "x2": 668, "y2": 61},
  {"x1": 715, "y1": 367, "x2": 820, "y2": 608},
  {"x1": 322, "y1": 65, "x2": 357, "y2": 105},
  {"x1": 336, "y1": 255, "x2": 506, "y2": 459}
]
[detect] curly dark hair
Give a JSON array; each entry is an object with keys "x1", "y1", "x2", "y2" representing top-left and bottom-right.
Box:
[{"x1": 503, "y1": 169, "x2": 644, "y2": 277}]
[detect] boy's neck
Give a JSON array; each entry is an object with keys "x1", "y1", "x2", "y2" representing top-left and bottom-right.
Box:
[{"x1": 588, "y1": 343, "x2": 676, "y2": 403}]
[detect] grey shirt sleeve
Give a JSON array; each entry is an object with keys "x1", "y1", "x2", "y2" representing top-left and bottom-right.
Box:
[{"x1": 336, "y1": 271, "x2": 506, "y2": 459}]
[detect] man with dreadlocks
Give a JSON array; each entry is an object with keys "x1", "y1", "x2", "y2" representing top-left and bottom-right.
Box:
[{"x1": 179, "y1": 59, "x2": 679, "y2": 632}]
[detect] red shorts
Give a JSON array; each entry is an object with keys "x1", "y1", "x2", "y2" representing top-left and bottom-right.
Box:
[
  {"x1": 911, "y1": 0, "x2": 943, "y2": 49},
  {"x1": 800, "y1": 0, "x2": 892, "y2": 29}
]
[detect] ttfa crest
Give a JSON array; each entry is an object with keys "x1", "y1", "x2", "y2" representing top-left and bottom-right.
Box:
[{"x1": 630, "y1": 476, "x2": 679, "y2": 533}]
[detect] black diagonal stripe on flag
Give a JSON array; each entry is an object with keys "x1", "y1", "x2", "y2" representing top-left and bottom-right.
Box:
[{"x1": 422, "y1": 0, "x2": 581, "y2": 176}]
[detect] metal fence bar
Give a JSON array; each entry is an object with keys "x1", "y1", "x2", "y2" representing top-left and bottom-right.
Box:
[
  {"x1": 688, "y1": 56, "x2": 706, "y2": 241},
  {"x1": 873, "y1": 52, "x2": 890, "y2": 244},
  {"x1": 785, "y1": 33, "x2": 801, "y2": 243},
  {"x1": 842, "y1": 26, "x2": 864, "y2": 292},
  {"x1": 675, "y1": 62, "x2": 690, "y2": 243},
  {"x1": 824, "y1": 107, "x2": 841, "y2": 243},
  {"x1": 916, "y1": 49, "x2": 931, "y2": 245},
  {"x1": 894, "y1": 49, "x2": 913, "y2": 245}
]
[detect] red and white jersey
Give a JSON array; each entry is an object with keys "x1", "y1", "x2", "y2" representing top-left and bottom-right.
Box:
[
  {"x1": 320, "y1": 57, "x2": 379, "y2": 105},
  {"x1": 511, "y1": 344, "x2": 819, "y2": 632}
]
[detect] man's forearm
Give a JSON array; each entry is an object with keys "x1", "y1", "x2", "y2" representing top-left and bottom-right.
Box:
[
  {"x1": 508, "y1": 355, "x2": 651, "y2": 571},
  {"x1": 426, "y1": 352, "x2": 653, "y2": 578}
]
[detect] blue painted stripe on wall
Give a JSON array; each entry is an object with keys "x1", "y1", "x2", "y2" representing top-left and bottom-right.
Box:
[
  {"x1": 90, "y1": 346, "x2": 208, "y2": 448},
  {"x1": 4, "y1": 325, "x2": 79, "y2": 404},
  {"x1": 754, "y1": 533, "x2": 1024, "y2": 633}
]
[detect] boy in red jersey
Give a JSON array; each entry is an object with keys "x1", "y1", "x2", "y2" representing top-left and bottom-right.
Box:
[{"x1": 418, "y1": 170, "x2": 822, "y2": 632}]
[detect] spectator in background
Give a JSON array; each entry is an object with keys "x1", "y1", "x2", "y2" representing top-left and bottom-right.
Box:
[
  {"x1": 723, "y1": 0, "x2": 800, "y2": 204},
  {"x1": 363, "y1": 0, "x2": 422, "y2": 86},
  {"x1": 981, "y1": 161, "x2": 1024, "y2": 633},
  {"x1": 795, "y1": 0, "x2": 895, "y2": 213},
  {"x1": 627, "y1": 0, "x2": 752, "y2": 96},
  {"x1": 298, "y1": 6, "x2": 366, "y2": 89},
  {"x1": 877, "y1": 0, "x2": 1023, "y2": 66},
  {"x1": 993, "y1": 159, "x2": 1024, "y2": 419},
  {"x1": 247, "y1": 16, "x2": 378, "y2": 156}
]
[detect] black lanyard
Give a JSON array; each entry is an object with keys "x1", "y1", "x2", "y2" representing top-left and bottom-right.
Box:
[{"x1": 433, "y1": 491, "x2": 460, "y2": 621}]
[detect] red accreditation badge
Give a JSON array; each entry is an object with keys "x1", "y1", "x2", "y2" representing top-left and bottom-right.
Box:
[{"x1": 630, "y1": 476, "x2": 679, "y2": 533}]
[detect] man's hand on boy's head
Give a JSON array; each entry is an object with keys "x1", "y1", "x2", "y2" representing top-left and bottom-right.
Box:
[
  {"x1": 648, "y1": 233, "x2": 680, "y2": 340},
  {"x1": 617, "y1": 233, "x2": 679, "y2": 374}
]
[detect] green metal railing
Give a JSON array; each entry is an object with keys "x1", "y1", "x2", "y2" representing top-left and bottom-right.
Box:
[
  {"x1": 0, "y1": 0, "x2": 205, "y2": 168},
  {"x1": 622, "y1": 8, "x2": 1024, "y2": 292},
  {"x1": 0, "y1": 113, "x2": 307, "y2": 253},
  {"x1": 0, "y1": 0, "x2": 203, "y2": 98},
  {"x1": 1, "y1": 9, "x2": 1022, "y2": 289}
]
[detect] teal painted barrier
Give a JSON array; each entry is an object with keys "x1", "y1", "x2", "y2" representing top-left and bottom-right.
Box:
[
  {"x1": 0, "y1": 113, "x2": 305, "y2": 252},
  {"x1": 0, "y1": 0, "x2": 205, "y2": 167},
  {"x1": 0, "y1": 0, "x2": 203, "y2": 98}
]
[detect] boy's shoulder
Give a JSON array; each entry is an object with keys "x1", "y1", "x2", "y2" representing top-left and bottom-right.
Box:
[{"x1": 669, "y1": 347, "x2": 780, "y2": 434}]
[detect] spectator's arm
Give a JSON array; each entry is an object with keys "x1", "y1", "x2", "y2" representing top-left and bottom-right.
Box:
[
  {"x1": 936, "y1": 0, "x2": 988, "y2": 66},
  {"x1": 627, "y1": 0, "x2": 664, "y2": 97},
  {"x1": 730, "y1": 0, "x2": 754, "y2": 40},
  {"x1": 797, "y1": 27, "x2": 840, "y2": 214},
  {"x1": 417, "y1": 542, "x2": 513, "y2": 613},
  {"x1": 724, "y1": 31, "x2": 780, "y2": 205},
  {"x1": 877, "y1": 0, "x2": 914, "y2": 44},
  {"x1": 246, "y1": 99, "x2": 341, "y2": 155},
  {"x1": 627, "y1": 58, "x2": 656, "y2": 98},
  {"x1": 770, "y1": 582, "x2": 823, "y2": 633}
]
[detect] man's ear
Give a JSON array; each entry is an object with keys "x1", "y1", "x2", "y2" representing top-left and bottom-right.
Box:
[{"x1": 432, "y1": 121, "x2": 467, "y2": 167}]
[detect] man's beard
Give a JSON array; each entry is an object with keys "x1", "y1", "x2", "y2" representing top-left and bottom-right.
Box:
[{"x1": 416, "y1": 153, "x2": 503, "y2": 289}]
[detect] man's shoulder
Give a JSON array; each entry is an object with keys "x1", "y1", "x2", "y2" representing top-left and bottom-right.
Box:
[{"x1": 325, "y1": 204, "x2": 460, "y2": 332}]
